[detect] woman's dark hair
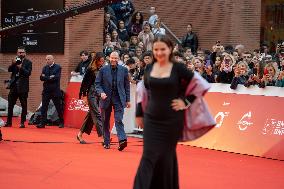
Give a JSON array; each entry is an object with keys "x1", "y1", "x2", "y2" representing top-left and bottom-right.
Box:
[
  {"x1": 126, "y1": 58, "x2": 135, "y2": 65},
  {"x1": 173, "y1": 51, "x2": 183, "y2": 58},
  {"x1": 142, "y1": 51, "x2": 153, "y2": 59},
  {"x1": 224, "y1": 45, "x2": 234, "y2": 54},
  {"x1": 118, "y1": 19, "x2": 124, "y2": 24},
  {"x1": 254, "y1": 49, "x2": 260, "y2": 53},
  {"x1": 89, "y1": 52, "x2": 104, "y2": 71},
  {"x1": 130, "y1": 11, "x2": 144, "y2": 25},
  {"x1": 152, "y1": 36, "x2": 175, "y2": 63},
  {"x1": 258, "y1": 60, "x2": 265, "y2": 79},
  {"x1": 80, "y1": 50, "x2": 89, "y2": 56}
]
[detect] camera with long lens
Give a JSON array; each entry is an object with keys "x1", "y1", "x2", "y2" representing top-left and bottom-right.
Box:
[{"x1": 15, "y1": 56, "x2": 22, "y2": 65}]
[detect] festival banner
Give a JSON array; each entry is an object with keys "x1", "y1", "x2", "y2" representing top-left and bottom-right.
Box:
[{"x1": 183, "y1": 84, "x2": 284, "y2": 160}]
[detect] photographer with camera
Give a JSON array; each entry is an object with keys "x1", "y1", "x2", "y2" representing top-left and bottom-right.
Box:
[
  {"x1": 4, "y1": 46, "x2": 32, "y2": 128},
  {"x1": 230, "y1": 61, "x2": 250, "y2": 89},
  {"x1": 216, "y1": 54, "x2": 235, "y2": 84},
  {"x1": 258, "y1": 62, "x2": 279, "y2": 88},
  {"x1": 244, "y1": 58, "x2": 265, "y2": 88}
]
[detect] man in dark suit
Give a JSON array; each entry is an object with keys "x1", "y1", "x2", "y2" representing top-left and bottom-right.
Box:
[
  {"x1": 95, "y1": 51, "x2": 130, "y2": 151},
  {"x1": 4, "y1": 46, "x2": 32, "y2": 128},
  {"x1": 37, "y1": 55, "x2": 64, "y2": 128}
]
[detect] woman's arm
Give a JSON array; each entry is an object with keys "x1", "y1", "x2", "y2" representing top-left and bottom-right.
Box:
[{"x1": 176, "y1": 63, "x2": 196, "y2": 105}]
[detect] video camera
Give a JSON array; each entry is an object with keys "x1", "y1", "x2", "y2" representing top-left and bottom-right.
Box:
[{"x1": 15, "y1": 56, "x2": 22, "y2": 65}]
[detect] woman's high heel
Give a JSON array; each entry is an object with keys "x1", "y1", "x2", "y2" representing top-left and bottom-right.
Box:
[{"x1": 76, "y1": 135, "x2": 87, "y2": 144}]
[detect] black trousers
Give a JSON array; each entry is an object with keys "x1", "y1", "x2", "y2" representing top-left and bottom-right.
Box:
[
  {"x1": 80, "y1": 93, "x2": 103, "y2": 137},
  {"x1": 41, "y1": 94, "x2": 63, "y2": 125},
  {"x1": 7, "y1": 91, "x2": 28, "y2": 124}
]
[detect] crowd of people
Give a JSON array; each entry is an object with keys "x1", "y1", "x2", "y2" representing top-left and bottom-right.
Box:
[{"x1": 102, "y1": 2, "x2": 284, "y2": 89}]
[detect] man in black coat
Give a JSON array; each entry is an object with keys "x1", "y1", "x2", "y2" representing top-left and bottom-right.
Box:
[
  {"x1": 37, "y1": 55, "x2": 64, "y2": 128},
  {"x1": 4, "y1": 46, "x2": 32, "y2": 128}
]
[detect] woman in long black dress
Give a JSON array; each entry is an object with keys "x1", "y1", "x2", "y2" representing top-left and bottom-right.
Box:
[
  {"x1": 76, "y1": 52, "x2": 105, "y2": 144},
  {"x1": 134, "y1": 36, "x2": 196, "y2": 189}
]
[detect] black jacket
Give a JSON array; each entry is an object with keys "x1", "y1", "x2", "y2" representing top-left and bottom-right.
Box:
[
  {"x1": 202, "y1": 72, "x2": 216, "y2": 83},
  {"x1": 118, "y1": 28, "x2": 130, "y2": 42},
  {"x1": 8, "y1": 58, "x2": 32, "y2": 94},
  {"x1": 75, "y1": 58, "x2": 91, "y2": 75},
  {"x1": 40, "y1": 63, "x2": 61, "y2": 97},
  {"x1": 216, "y1": 71, "x2": 234, "y2": 84},
  {"x1": 79, "y1": 67, "x2": 100, "y2": 98},
  {"x1": 112, "y1": 1, "x2": 135, "y2": 23},
  {"x1": 181, "y1": 32, "x2": 199, "y2": 54},
  {"x1": 230, "y1": 75, "x2": 249, "y2": 89}
]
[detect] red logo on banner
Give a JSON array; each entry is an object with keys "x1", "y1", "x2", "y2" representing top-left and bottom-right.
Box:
[{"x1": 68, "y1": 98, "x2": 89, "y2": 112}]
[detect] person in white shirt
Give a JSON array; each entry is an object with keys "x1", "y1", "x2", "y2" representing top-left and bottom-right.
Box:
[
  {"x1": 152, "y1": 17, "x2": 166, "y2": 37},
  {"x1": 148, "y1": 7, "x2": 158, "y2": 28}
]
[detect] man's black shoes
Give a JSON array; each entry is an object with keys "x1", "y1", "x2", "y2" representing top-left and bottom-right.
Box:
[
  {"x1": 58, "y1": 123, "x2": 64, "y2": 128},
  {"x1": 118, "y1": 140, "x2": 127, "y2": 151},
  {"x1": 36, "y1": 124, "x2": 45, "y2": 128},
  {"x1": 103, "y1": 143, "x2": 110, "y2": 149}
]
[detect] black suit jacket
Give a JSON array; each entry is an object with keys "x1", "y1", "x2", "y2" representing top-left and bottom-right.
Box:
[
  {"x1": 8, "y1": 58, "x2": 32, "y2": 94},
  {"x1": 40, "y1": 63, "x2": 61, "y2": 97},
  {"x1": 79, "y1": 67, "x2": 100, "y2": 98}
]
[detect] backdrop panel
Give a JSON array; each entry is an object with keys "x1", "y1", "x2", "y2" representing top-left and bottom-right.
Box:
[{"x1": 183, "y1": 84, "x2": 284, "y2": 160}]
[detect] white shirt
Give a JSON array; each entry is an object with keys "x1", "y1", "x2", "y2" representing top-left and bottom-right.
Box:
[
  {"x1": 152, "y1": 27, "x2": 166, "y2": 36},
  {"x1": 49, "y1": 62, "x2": 55, "y2": 67},
  {"x1": 148, "y1": 14, "x2": 158, "y2": 27}
]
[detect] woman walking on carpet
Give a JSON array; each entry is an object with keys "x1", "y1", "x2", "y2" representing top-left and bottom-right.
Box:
[
  {"x1": 76, "y1": 52, "x2": 105, "y2": 144},
  {"x1": 134, "y1": 36, "x2": 198, "y2": 189}
]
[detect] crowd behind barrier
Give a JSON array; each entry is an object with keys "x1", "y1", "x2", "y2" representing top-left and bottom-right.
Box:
[
  {"x1": 101, "y1": 3, "x2": 284, "y2": 90},
  {"x1": 65, "y1": 2, "x2": 284, "y2": 142},
  {"x1": 64, "y1": 75, "x2": 284, "y2": 160}
]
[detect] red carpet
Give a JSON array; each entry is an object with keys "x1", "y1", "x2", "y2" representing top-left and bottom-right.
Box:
[{"x1": 0, "y1": 118, "x2": 284, "y2": 189}]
